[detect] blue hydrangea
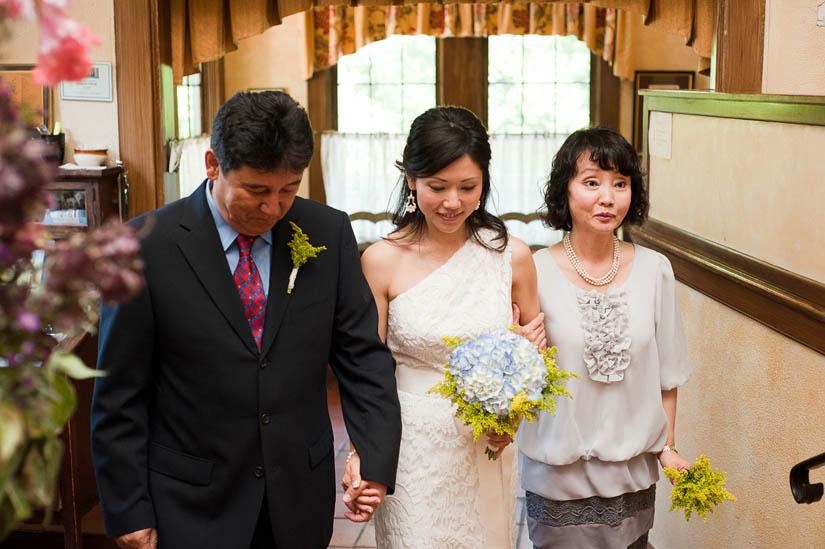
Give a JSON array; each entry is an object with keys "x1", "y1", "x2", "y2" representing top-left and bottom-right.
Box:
[{"x1": 447, "y1": 328, "x2": 547, "y2": 416}]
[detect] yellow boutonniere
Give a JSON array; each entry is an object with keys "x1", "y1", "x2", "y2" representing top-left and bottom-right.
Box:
[{"x1": 286, "y1": 221, "x2": 326, "y2": 294}]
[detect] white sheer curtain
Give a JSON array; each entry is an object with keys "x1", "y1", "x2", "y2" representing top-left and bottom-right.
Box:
[
  {"x1": 488, "y1": 134, "x2": 565, "y2": 247},
  {"x1": 321, "y1": 132, "x2": 565, "y2": 248},
  {"x1": 177, "y1": 135, "x2": 211, "y2": 198},
  {"x1": 322, "y1": 132, "x2": 406, "y2": 244}
]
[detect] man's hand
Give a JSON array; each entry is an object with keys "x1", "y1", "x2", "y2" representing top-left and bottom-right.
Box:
[
  {"x1": 116, "y1": 527, "x2": 157, "y2": 548},
  {"x1": 342, "y1": 453, "x2": 388, "y2": 523},
  {"x1": 344, "y1": 480, "x2": 387, "y2": 522}
]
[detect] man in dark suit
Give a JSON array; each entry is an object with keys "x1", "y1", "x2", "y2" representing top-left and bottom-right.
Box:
[{"x1": 91, "y1": 91, "x2": 401, "y2": 548}]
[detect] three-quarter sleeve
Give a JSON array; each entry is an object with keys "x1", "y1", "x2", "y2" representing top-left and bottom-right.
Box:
[{"x1": 654, "y1": 254, "x2": 692, "y2": 389}]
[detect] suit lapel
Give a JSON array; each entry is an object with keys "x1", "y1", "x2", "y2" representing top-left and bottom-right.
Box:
[
  {"x1": 177, "y1": 181, "x2": 259, "y2": 356},
  {"x1": 259, "y1": 208, "x2": 298, "y2": 357}
]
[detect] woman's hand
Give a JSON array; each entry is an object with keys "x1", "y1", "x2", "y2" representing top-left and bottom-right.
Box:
[
  {"x1": 341, "y1": 450, "x2": 375, "y2": 522},
  {"x1": 486, "y1": 431, "x2": 514, "y2": 459},
  {"x1": 659, "y1": 449, "x2": 691, "y2": 483},
  {"x1": 512, "y1": 303, "x2": 547, "y2": 351}
]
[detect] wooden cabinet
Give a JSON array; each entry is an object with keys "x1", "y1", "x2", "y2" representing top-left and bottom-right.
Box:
[{"x1": 41, "y1": 167, "x2": 124, "y2": 239}]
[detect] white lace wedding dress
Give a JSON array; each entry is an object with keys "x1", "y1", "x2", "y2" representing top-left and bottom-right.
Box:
[{"x1": 373, "y1": 229, "x2": 518, "y2": 549}]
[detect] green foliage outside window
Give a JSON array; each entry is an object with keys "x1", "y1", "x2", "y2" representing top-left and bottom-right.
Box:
[
  {"x1": 488, "y1": 34, "x2": 590, "y2": 134},
  {"x1": 338, "y1": 35, "x2": 436, "y2": 134}
]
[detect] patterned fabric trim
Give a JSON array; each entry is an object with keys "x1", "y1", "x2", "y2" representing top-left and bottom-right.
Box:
[{"x1": 526, "y1": 485, "x2": 655, "y2": 528}]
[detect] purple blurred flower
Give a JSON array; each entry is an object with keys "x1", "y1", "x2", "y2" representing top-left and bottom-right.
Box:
[{"x1": 16, "y1": 310, "x2": 39, "y2": 332}]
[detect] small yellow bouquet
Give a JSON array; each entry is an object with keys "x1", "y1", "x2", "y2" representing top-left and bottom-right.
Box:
[{"x1": 663, "y1": 454, "x2": 736, "y2": 522}]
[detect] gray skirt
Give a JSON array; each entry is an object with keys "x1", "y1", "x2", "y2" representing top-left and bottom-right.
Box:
[{"x1": 525, "y1": 485, "x2": 655, "y2": 549}]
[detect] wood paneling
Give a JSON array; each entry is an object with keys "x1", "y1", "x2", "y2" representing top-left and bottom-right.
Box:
[
  {"x1": 630, "y1": 220, "x2": 825, "y2": 356},
  {"x1": 436, "y1": 37, "x2": 488, "y2": 126},
  {"x1": 201, "y1": 59, "x2": 225, "y2": 134},
  {"x1": 307, "y1": 66, "x2": 337, "y2": 203},
  {"x1": 715, "y1": 0, "x2": 765, "y2": 93},
  {"x1": 590, "y1": 52, "x2": 620, "y2": 131},
  {"x1": 114, "y1": 0, "x2": 165, "y2": 217}
]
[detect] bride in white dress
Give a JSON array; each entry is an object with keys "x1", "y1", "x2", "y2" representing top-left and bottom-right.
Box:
[{"x1": 345, "y1": 106, "x2": 544, "y2": 548}]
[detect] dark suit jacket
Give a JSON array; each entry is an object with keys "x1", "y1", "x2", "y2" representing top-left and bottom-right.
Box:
[{"x1": 91, "y1": 182, "x2": 401, "y2": 548}]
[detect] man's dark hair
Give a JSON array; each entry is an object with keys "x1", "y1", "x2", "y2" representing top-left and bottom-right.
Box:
[
  {"x1": 543, "y1": 126, "x2": 648, "y2": 231},
  {"x1": 210, "y1": 91, "x2": 314, "y2": 174}
]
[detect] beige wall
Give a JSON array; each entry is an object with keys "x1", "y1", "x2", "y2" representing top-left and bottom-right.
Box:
[
  {"x1": 224, "y1": 13, "x2": 310, "y2": 196},
  {"x1": 644, "y1": 7, "x2": 825, "y2": 537},
  {"x1": 650, "y1": 283, "x2": 825, "y2": 548},
  {"x1": 648, "y1": 113, "x2": 825, "y2": 283},
  {"x1": 0, "y1": 0, "x2": 119, "y2": 166},
  {"x1": 618, "y1": 14, "x2": 711, "y2": 141},
  {"x1": 763, "y1": 0, "x2": 825, "y2": 95}
]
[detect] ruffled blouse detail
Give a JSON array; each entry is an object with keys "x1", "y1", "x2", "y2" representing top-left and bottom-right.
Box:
[{"x1": 575, "y1": 288, "x2": 631, "y2": 383}]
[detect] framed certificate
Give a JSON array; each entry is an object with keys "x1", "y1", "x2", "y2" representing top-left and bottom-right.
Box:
[
  {"x1": 0, "y1": 64, "x2": 52, "y2": 129},
  {"x1": 632, "y1": 70, "x2": 694, "y2": 153},
  {"x1": 60, "y1": 62, "x2": 113, "y2": 102}
]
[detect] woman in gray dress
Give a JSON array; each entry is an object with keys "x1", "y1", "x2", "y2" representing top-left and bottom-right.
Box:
[{"x1": 517, "y1": 127, "x2": 692, "y2": 549}]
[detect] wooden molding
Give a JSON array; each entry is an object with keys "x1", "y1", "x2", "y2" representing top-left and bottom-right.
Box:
[
  {"x1": 348, "y1": 211, "x2": 543, "y2": 224},
  {"x1": 629, "y1": 219, "x2": 825, "y2": 356},
  {"x1": 114, "y1": 0, "x2": 165, "y2": 217}
]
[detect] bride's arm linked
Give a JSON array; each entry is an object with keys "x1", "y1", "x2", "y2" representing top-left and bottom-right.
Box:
[
  {"x1": 485, "y1": 237, "x2": 547, "y2": 458},
  {"x1": 336, "y1": 241, "x2": 396, "y2": 521},
  {"x1": 510, "y1": 237, "x2": 546, "y2": 350}
]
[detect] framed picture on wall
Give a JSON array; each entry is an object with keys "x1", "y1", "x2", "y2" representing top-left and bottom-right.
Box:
[
  {"x1": 632, "y1": 70, "x2": 694, "y2": 153},
  {"x1": 0, "y1": 64, "x2": 52, "y2": 130}
]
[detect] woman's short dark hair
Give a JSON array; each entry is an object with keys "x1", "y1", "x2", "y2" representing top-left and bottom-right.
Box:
[
  {"x1": 211, "y1": 91, "x2": 314, "y2": 174},
  {"x1": 389, "y1": 106, "x2": 507, "y2": 251},
  {"x1": 542, "y1": 126, "x2": 648, "y2": 231}
]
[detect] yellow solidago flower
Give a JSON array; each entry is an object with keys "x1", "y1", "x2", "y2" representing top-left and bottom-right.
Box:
[
  {"x1": 286, "y1": 221, "x2": 326, "y2": 294},
  {"x1": 664, "y1": 454, "x2": 737, "y2": 522}
]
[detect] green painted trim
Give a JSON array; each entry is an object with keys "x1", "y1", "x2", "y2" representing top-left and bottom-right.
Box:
[{"x1": 639, "y1": 90, "x2": 825, "y2": 126}]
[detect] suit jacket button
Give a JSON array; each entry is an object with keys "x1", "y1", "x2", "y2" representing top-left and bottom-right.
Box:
[
  {"x1": 260, "y1": 413, "x2": 271, "y2": 425},
  {"x1": 259, "y1": 358, "x2": 269, "y2": 369},
  {"x1": 254, "y1": 466, "x2": 264, "y2": 479}
]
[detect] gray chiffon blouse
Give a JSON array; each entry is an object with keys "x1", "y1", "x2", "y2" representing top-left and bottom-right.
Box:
[{"x1": 518, "y1": 245, "x2": 692, "y2": 500}]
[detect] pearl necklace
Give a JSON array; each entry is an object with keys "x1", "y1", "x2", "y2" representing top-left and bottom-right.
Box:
[{"x1": 563, "y1": 233, "x2": 621, "y2": 286}]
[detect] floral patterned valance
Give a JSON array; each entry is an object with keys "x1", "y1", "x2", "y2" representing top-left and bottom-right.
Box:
[
  {"x1": 310, "y1": 3, "x2": 634, "y2": 78},
  {"x1": 168, "y1": 0, "x2": 712, "y2": 83}
]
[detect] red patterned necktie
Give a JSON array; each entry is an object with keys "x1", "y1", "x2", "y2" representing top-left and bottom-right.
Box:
[{"x1": 233, "y1": 234, "x2": 266, "y2": 350}]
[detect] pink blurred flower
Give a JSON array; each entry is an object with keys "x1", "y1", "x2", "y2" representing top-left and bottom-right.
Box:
[
  {"x1": 0, "y1": 0, "x2": 35, "y2": 19},
  {"x1": 32, "y1": 2, "x2": 100, "y2": 86}
]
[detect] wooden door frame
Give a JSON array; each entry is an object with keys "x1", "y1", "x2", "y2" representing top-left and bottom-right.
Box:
[
  {"x1": 714, "y1": 0, "x2": 765, "y2": 93},
  {"x1": 114, "y1": 0, "x2": 166, "y2": 217}
]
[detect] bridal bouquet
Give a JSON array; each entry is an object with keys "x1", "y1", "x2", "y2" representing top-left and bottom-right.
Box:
[
  {"x1": 663, "y1": 454, "x2": 737, "y2": 522},
  {"x1": 429, "y1": 328, "x2": 577, "y2": 460}
]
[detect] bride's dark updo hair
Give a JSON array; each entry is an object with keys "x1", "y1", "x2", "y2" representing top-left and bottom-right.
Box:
[{"x1": 388, "y1": 106, "x2": 508, "y2": 251}]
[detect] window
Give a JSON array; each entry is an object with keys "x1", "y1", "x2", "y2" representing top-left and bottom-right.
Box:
[
  {"x1": 176, "y1": 73, "x2": 202, "y2": 139},
  {"x1": 337, "y1": 35, "x2": 436, "y2": 133},
  {"x1": 488, "y1": 35, "x2": 590, "y2": 134}
]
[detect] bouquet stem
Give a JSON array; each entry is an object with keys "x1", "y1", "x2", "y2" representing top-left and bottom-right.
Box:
[{"x1": 485, "y1": 446, "x2": 499, "y2": 461}]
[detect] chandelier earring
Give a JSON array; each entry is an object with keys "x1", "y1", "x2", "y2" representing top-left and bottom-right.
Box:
[
  {"x1": 475, "y1": 200, "x2": 481, "y2": 211},
  {"x1": 405, "y1": 189, "x2": 417, "y2": 214}
]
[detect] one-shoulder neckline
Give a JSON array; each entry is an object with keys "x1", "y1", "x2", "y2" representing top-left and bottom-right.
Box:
[{"x1": 389, "y1": 235, "x2": 477, "y2": 305}]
